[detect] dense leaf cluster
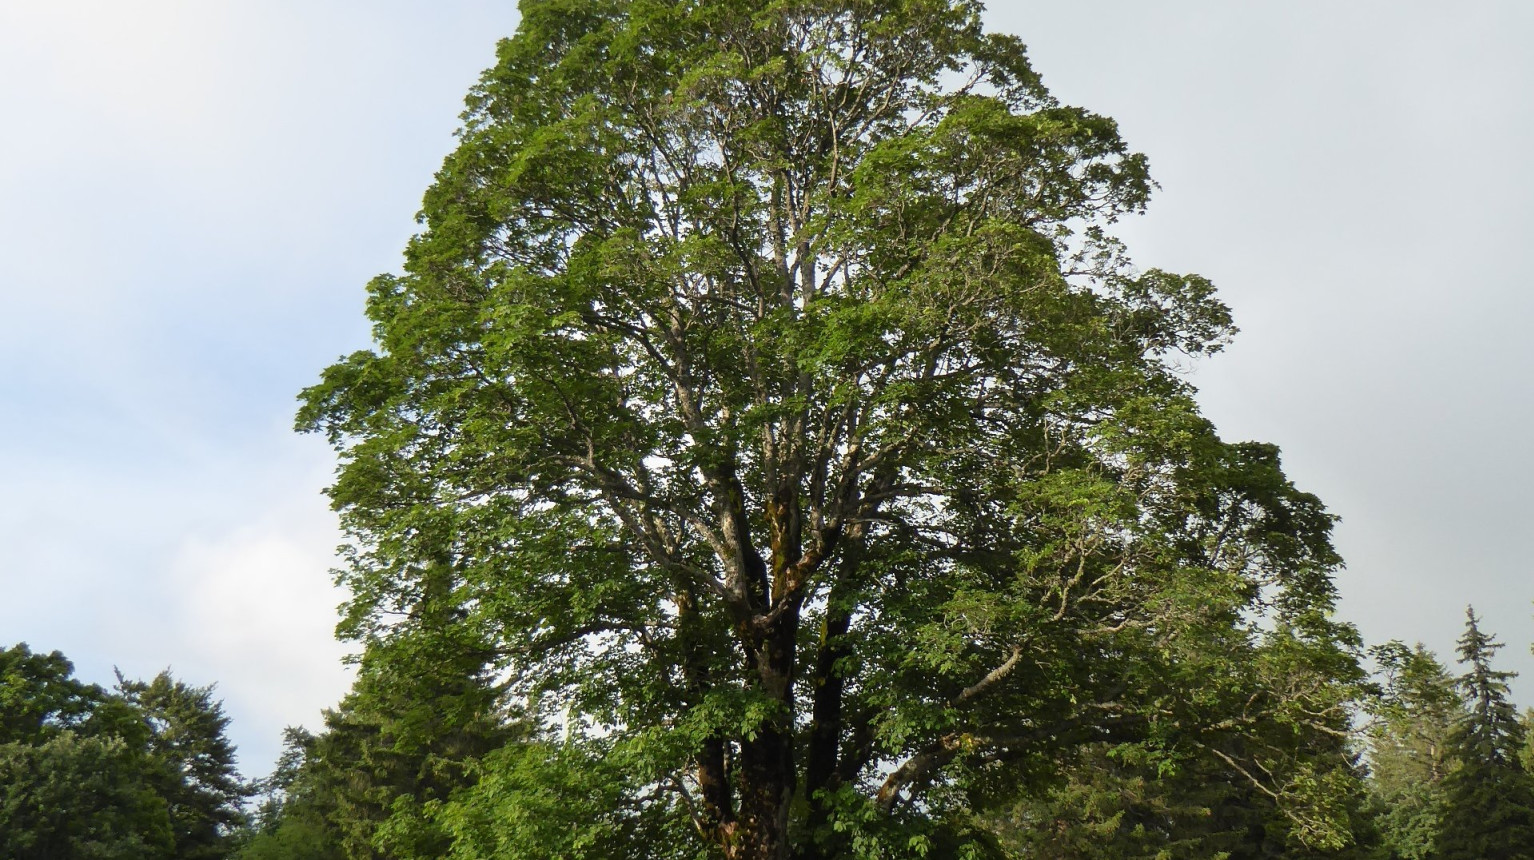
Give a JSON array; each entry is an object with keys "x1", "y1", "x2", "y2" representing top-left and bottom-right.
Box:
[
  {"x1": 292, "y1": 1, "x2": 1374, "y2": 858},
  {"x1": 0, "y1": 643, "x2": 250, "y2": 860}
]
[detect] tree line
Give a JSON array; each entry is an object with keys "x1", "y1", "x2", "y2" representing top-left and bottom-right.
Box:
[
  {"x1": 229, "y1": 608, "x2": 1534, "y2": 860},
  {"x1": 0, "y1": 644, "x2": 247, "y2": 858},
  {"x1": 7, "y1": 607, "x2": 1534, "y2": 859},
  {"x1": 4, "y1": 1, "x2": 1522, "y2": 858}
]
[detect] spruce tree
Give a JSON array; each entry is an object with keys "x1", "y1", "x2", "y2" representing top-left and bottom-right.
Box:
[{"x1": 1435, "y1": 608, "x2": 1534, "y2": 860}]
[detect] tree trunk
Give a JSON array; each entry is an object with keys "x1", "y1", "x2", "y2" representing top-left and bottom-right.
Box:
[
  {"x1": 730, "y1": 725, "x2": 795, "y2": 860},
  {"x1": 802, "y1": 600, "x2": 852, "y2": 856},
  {"x1": 726, "y1": 603, "x2": 801, "y2": 860}
]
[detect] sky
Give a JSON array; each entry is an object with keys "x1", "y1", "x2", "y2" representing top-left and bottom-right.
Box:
[{"x1": 2, "y1": 2, "x2": 1532, "y2": 777}]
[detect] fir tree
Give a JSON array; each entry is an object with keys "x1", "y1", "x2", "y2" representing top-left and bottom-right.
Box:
[
  {"x1": 115, "y1": 672, "x2": 251, "y2": 860},
  {"x1": 1435, "y1": 608, "x2": 1534, "y2": 860}
]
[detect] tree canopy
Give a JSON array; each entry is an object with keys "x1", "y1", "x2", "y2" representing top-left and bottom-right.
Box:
[
  {"x1": 296, "y1": 2, "x2": 1370, "y2": 858},
  {"x1": 1364, "y1": 641, "x2": 1463, "y2": 860},
  {"x1": 1434, "y1": 609, "x2": 1534, "y2": 860},
  {"x1": 0, "y1": 643, "x2": 249, "y2": 860}
]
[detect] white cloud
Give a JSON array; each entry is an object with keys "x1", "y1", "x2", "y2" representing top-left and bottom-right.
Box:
[
  {"x1": 0, "y1": 1, "x2": 521, "y2": 778},
  {"x1": 165, "y1": 487, "x2": 353, "y2": 770},
  {"x1": 0, "y1": 433, "x2": 354, "y2": 775},
  {"x1": 0, "y1": 2, "x2": 235, "y2": 141}
]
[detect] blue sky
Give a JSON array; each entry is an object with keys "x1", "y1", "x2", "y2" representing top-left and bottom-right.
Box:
[
  {"x1": 3, "y1": 2, "x2": 1533, "y2": 778},
  {"x1": 0, "y1": 1, "x2": 520, "y2": 774}
]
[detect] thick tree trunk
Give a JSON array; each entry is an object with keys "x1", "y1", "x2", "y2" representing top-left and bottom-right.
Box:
[
  {"x1": 802, "y1": 600, "x2": 852, "y2": 854},
  {"x1": 678, "y1": 588, "x2": 736, "y2": 839},
  {"x1": 727, "y1": 594, "x2": 801, "y2": 860},
  {"x1": 730, "y1": 725, "x2": 795, "y2": 860}
]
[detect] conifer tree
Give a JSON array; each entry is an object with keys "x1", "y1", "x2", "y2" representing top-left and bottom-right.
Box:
[
  {"x1": 116, "y1": 672, "x2": 251, "y2": 860},
  {"x1": 1435, "y1": 608, "x2": 1534, "y2": 860},
  {"x1": 236, "y1": 728, "x2": 344, "y2": 860}
]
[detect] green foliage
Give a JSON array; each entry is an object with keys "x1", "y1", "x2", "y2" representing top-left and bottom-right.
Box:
[
  {"x1": 1364, "y1": 641, "x2": 1462, "y2": 860},
  {"x1": 118, "y1": 671, "x2": 252, "y2": 859},
  {"x1": 297, "y1": 1, "x2": 1371, "y2": 856},
  {"x1": 239, "y1": 604, "x2": 518, "y2": 860},
  {"x1": 1434, "y1": 609, "x2": 1534, "y2": 860},
  {"x1": 435, "y1": 741, "x2": 682, "y2": 860},
  {"x1": 237, "y1": 818, "x2": 344, "y2": 860},
  {"x1": 238, "y1": 728, "x2": 345, "y2": 860},
  {"x1": 0, "y1": 642, "x2": 104, "y2": 744},
  {"x1": 0, "y1": 643, "x2": 248, "y2": 859},
  {"x1": 990, "y1": 646, "x2": 1382, "y2": 860},
  {"x1": 1520, "y1": 708, "x2": 1534, "y2": 777},
  {"x1": 0, "y1": 732, "x2": 174, "y2": 860}
]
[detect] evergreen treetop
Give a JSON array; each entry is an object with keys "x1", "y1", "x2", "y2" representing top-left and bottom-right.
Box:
[{"x1": 1435, "y1": 608, "x2": 1534, "y2": 860}]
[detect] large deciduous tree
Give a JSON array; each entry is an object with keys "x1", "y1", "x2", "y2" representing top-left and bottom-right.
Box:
[{"x1": 299, "y1": 2, "x2": 1367, "y2": 857}]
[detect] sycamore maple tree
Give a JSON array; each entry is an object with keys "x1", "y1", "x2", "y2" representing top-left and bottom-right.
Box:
[{"x1": 299, "y1": 2, "x2": 1368, "y2": 858}]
